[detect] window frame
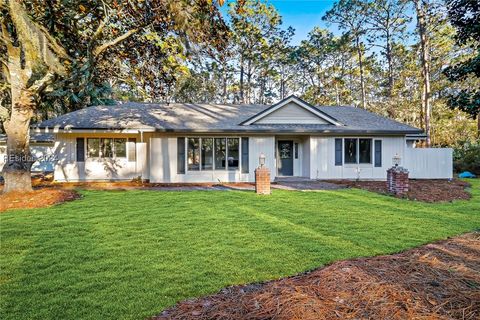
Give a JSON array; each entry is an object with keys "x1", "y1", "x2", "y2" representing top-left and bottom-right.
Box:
[
  {"x1": 341, "y1": 137, "x2": 373, "y2": 165},
  {"x1": 84, "y1": 137, "x2": 131, "y2": 159},
  {"x1": 182, "y1": 136, "x2": 246, "y2": 173}
]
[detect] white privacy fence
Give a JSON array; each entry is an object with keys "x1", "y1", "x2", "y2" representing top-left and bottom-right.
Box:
[{"x1": 404, "y1": 148, "x2": 453, "y2": 179}]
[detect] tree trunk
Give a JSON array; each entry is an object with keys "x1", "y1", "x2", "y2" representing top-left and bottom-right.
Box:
[
  {"x1": 355, "y1": 36, "x2": 367, "y2": 109},
  {"x1": 415, "y1": 0, "x2": 432, "y2": 147},
  {"x1": 2, "y1": 87, "x2": 35, "y2": 193},
  {"x1": 239, "y1": 55, "x2": 244, "y2": 103}
]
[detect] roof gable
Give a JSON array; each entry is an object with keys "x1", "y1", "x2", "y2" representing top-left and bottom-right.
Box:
[{"x1": 241, "y1": 95, "x2": 342, "y2": 126}]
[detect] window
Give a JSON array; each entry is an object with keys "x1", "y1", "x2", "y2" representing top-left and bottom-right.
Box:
[
  {"x1": 215, "y1": 138, "x2": 226, "y2": 170},
  {"x1": 114, "y1": 139, "x2": 127, "y2": 158},
  {"x1": 344, "y1": 138, "x2": 357, "y2": 164},
  {"x1": 86, "y1": 138, "x2": 128, "y2": 158},
  {"x1": 227, "y1": 138, "x2": 239, "y2": 170},
  {"x1": 179, "y1": 137, "x2": 244, "y2": 172},
  {"x1": 87, "y1": 138, "x2": 100, "y2": 157},
  {"x1": 294, "y1": 143, "x2": 299, "y2": 159},
  {"x1": 177, "y1": 137, "x2": 185, "y2": 174},
  {"x1": 343, "y1": 138, "x2": 373, "y2": 164},
  {"x1": 359, "y1": 139, "x2": 372, "y2": 164},
  {"x1": 201, "y1": 138, "x2": 213, "y2": 170},
  {"x1": 187, "y1": 138, "x2": 200, "y2": 171},
  {"x1": 102, "y1": 138, "x2": 113, "y2": 158}
]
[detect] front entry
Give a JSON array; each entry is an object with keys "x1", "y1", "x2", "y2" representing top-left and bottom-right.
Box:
[{"x1": 277, "y1": 140, "x2": 294, "y2": 176}]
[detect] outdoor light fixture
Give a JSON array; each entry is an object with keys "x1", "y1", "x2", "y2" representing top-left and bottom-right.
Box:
[
  {"x1": 393, "y1": 153, "x2": 401, "y2": 167},
  {"x1": 259, "y1": 153, "x2": 266, "y2": 167}
]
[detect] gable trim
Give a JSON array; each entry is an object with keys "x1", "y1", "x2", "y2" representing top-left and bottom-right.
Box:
[{"x1": 240, "y1": 95, "x2": 343, "y2": 126}]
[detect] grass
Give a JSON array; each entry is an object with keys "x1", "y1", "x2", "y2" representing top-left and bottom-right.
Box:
[{"x1": 1, "y1": 181, "x2": 479, "y2": 320}]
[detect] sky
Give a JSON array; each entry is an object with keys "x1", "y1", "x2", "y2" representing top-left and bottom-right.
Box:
[{"x1": 220, "y1": 0, "x2": 339, "y2": 45}]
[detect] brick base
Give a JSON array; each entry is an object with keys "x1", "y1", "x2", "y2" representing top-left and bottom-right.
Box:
[
  {"x1": 387, "y1": 166, "x2": 409, "y2": 195},
  {"x1": 255, "y1": 167, "x2": 271, "y2": 195}
]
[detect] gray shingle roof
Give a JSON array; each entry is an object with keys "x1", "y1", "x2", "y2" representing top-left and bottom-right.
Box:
[{"x1": 36, "y1": 101, "x2": 422, "y2": 134}]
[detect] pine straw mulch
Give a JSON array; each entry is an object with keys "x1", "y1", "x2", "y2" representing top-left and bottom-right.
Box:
[
  {"x1": 0, "y1": 174, "x2": 80, "y2": 212},
  {"x1": 154, "y1": 232, "x2": 480, "y2": 320},
  {"x1": 0, "y1": 187, "x2": 80, "y2": 212},
  {"x1": 328, "y1": 179, "x2": 472, "y2": 202}
]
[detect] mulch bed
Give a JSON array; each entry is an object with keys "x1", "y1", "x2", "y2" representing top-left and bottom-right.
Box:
[
  {"x1": 154, "y1": 232, "x2": 480, "y2": 320},
  {"x1": 0, "y1": 187, "x2": 80, "y2": 212},
  {"x1": 329, "y1": 179, "x2": 472, "y2": 202}
]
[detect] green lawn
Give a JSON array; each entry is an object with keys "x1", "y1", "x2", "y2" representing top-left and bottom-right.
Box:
[{"x1": 1, "y1": 181, "x2": 479, "y2": 320}]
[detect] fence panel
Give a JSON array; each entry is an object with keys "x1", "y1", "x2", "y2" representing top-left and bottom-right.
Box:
[{"x1": 404, "y1": 148, "x2": 453, "y2": 179}]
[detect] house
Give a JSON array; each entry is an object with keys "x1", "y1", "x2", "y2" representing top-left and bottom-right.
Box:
[
  {"x1": 35, "y1": 95, "x2": 453, "y2": 183},
  {"x1": 0, "y1": 133, "x2": 56, "y2": 174}
]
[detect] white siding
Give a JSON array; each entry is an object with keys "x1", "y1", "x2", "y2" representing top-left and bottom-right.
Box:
[
  {"x1": 255, "y1": 102, "x2": 329, "y2": 124},
  {"x1": 249, "y1": 136, "x2": 275, "y2": 182},
  {"x1": 404, "y1": 148, "x2": 453, "y2": 179},
  {"x1": 149, "y1": 136, "x2": 275, "y2": 183},
  {"x1": 309, "y1": 136, "x2": 406, "y2": 180},
  {"x1": 53, "y1": 133, "x2": 145, "y2": 181}
]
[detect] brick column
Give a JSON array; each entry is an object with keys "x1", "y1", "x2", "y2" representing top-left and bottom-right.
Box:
[
  {"x1": 387, "y1": 166, "x2": 409, "y2": 196},
  {"x1": 255, "y1": 166, "x2": 271, "y2": 195}
]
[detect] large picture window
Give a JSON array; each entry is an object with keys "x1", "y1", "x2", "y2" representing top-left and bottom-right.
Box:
[
  {"x1": 86, "y1": 138, "x2": 128, "y2": 158},
  {"x1": 343, "y1": 138, "x2": 372, "y2": 164},
  {"x1": 187, "y1": 138, "x2": 200, "y2": 171},
  {"x1": 344, "y1": 138, "x2": 357, "y2": 164},
  {"x1": 201, "y1": 138, "x2": 213, "y2": 170},
  {"x1": 359, "y1": 139, "x2": 372, "y2": 164},
  {"x1": 87, "y1": 138, "x2": 100, "y2": 158},
  {"x1": 215, "y1": 138, "x2": 226, "y2": 170},
  {"x1": 227, "y1": 138, "x2": 239, "y2": 170},
  {"x1": 177, "y1": 137, "x2": 247, "y2": 172}
]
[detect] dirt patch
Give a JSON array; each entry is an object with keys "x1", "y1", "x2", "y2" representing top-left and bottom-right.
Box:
[
  {"x1": 154, "y1": 233, "x2": 480, "y2": 320},
  {"x1": 0, "y1": 187, "x2": 80, "y2": 212},
  {"x1": 329, "y1": 179, "x2": 472, "y2": 202}
]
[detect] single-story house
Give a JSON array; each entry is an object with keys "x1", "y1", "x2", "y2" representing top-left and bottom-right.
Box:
[
  {"x1": 0, "y1": 133, "x2": 56, "y2": 174},
  {"x1": 35, "y1": 95, "x2": 453, "y2": 183}
]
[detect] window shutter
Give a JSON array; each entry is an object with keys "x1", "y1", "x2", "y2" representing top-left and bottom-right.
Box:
[
  {"x1": 76, "y1": 138, "x2": 85, "y2": 162},
  {"x1": 334, "y1": 138, "x2": 342, "y2": 166},
  {"x1": 127, "y1": 138, "x2": 136, "y2": 162},
  {"x1": 374, "y1": 140, "x2": 382, "y2": 167},
  {"x1": 177, "y1": 137, "x2": 186, "y2": 174},
  {"x1": 241, "y1": 137, "x2": 249, "y2": 173}
]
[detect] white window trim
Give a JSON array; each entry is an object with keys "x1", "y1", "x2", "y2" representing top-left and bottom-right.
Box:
[
  {"x1": 184, "y1": 136, "x2": 243, "y2": 173},
  {"x1": 84, "y1": 137, "x2": 129, "y2": 160},
  {"x1": 342, "y1": 137, "x2": 373, "y2": 166}
]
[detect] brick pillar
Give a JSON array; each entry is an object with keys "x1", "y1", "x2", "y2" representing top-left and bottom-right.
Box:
[
  {"x1": 387, "y1": 166, "x2": 409, "y2": 196},
  {"x1": 255, "y1": 166, "x2": 271, "y2": 195}
]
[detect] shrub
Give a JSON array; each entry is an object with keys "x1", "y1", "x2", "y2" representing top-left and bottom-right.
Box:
[{"x1": 453, "y1": 139, "x2": 480, "y2": 175}]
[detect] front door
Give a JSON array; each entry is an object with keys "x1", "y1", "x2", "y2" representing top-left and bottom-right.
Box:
[{"x1": 278, "y1": 140, "x2": 294, "y2": 176}]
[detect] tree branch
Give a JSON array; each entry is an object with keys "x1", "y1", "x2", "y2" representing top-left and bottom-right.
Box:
[
  {"x1": 93, "y1": 28, "x2": 139, "y2": 57},
  {"x1": 29, "y1": 72, "x2": 56, "y2": 94}
]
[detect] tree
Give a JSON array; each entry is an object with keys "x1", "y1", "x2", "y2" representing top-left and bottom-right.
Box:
[
  {"x1": 413, "y1": 0, "x2": 433, "y2": 146},
  {"x1": 0, "y1": 0, "x2": 226, "y2": 193},
  {"x1": 323, "y1": 0, "x2": 370, "y2": 109},
  {"x1": 366, "y1": 0, "x2": 411, "y2": 116},
  {"x1": 229, "y1": 0, "x2": 283, "y2": 104},
  {"x1": 444, "y1": 0, "x2": 480, "y2": 135}
]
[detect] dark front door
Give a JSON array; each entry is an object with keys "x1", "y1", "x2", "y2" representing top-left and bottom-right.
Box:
[{"x1": 278, "y1": 140, "x2": 294, "y2": 176}]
